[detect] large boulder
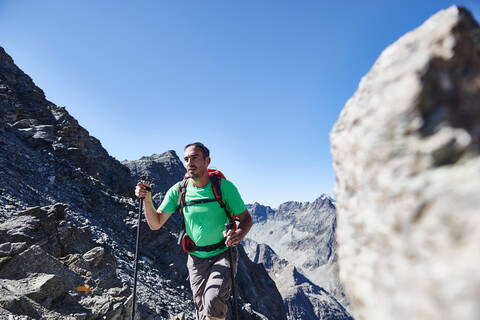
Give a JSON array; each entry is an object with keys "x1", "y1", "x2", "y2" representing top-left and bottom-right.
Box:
[{"x1": 331, "y1": 6, "x2": 480, "y2": 320}]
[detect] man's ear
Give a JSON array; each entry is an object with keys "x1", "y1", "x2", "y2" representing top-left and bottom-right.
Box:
[{"x1": 206, "y1": 156, "x2": 211, "y2": 167}]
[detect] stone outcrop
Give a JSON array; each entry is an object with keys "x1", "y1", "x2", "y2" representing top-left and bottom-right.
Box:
[
  {"x1": 1, "y1": 41, "x2": 188, "y2": 319},
  {"x1": 122, "y1": 152, "x2": 187, "y2": 231},
  {"x1": 331, "y1": 6, "x2": 480, "y2": 320}
]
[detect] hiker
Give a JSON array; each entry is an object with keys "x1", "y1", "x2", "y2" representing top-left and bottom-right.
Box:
[{"x1": 135, "y1": 142, "x2": 253, "y2": 320}]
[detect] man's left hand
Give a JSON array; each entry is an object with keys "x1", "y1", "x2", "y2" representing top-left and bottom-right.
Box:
[{"x1": 224, "y1": 229, "x2": 239, "y2": 247}]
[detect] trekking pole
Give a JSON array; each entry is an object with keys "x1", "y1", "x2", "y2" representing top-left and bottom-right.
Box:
[
  {"x1": 226, "y1": 222, "x2": 239, "y2": 320},
  {"x1": 132, "y1": 176, "x2": 149, "y2": 320}
]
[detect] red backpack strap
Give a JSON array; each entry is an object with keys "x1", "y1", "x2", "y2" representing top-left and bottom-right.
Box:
[
  {"x1": 176, "y1": 176, "x2": 189, "y2": 246},
  {"x1": 177, "y1": 175, "x2": 190, "y2": 216},
  {"x1": 177, "y1": 170, "x2": 237, "y2": 249},
  {"x1": 181, "y1": 233, "x2": 195, "y2": 253},
  {"x1": 210, "y1": 173, "x2": 237, "y2": 230}
]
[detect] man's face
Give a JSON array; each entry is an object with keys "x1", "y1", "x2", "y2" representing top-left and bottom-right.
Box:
[{"x1": 184, "y1": 146, "x2": 210, "y2": 179}]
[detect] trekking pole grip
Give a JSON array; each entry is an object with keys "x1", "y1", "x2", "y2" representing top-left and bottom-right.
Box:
[{"x1": 140, "y1": 176, "x2": 151, "y2": 195}]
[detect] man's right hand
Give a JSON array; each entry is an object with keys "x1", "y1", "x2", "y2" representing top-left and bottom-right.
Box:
[
  {"x1": 135, "y1": 182, "x2": 151, "y2": 199},
  {"x1": 135, "y1": 182, "x2": 171, "y2": 231}
]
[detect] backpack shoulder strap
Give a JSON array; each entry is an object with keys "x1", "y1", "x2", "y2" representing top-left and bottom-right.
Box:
[
  {"x1": 211, "y1": 174, "x2": 236, "y2": 224},
  {"x1": 177, "y1": 176, "x2": 190, "y2": 216},
  {"x1": 176, "y1": 176, "x2": 189, "y2": 246},
  {"x1": 178, "y1": 172, "x2": 237, "y2": 225}
]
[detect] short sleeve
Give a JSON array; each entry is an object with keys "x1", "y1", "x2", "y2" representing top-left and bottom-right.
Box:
[
  {"x1": 220, "y1": 179, "x2": 246, "y2": 216},
  {"x1": 158, "y1": 182, "x2": 181, "y2": 214}
]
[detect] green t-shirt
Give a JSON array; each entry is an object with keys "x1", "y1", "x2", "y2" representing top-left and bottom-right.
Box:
[{"x1": 159, "y1": 177, "x2": 246, "y2": 258}]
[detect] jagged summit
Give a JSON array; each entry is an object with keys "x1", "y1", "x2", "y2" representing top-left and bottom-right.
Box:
[
  {"x1": 0, "y1": 46, "x2": 46, "y2": 105},
  {"x1": 136, "y1": 150, "x2": 179, "y2": 161},
  {"x1": 277, "y1": 194, "x2": 335, "y2": 212},
  {"x1": 122, "y1": 150, "x2": 185, "y2": 201}
]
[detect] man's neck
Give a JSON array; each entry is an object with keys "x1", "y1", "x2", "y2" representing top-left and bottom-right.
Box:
[{"x1": 191, "y1": 174, "x2": 211, "y2": 188}]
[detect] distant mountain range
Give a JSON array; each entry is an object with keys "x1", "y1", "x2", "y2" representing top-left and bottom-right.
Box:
[{"x1": 244, "y1": 197, "x2": 352, "y2": 319}]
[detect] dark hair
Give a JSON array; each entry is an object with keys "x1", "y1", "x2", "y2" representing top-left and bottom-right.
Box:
[{"x1": 185, "y1": 142, "x2": 210, "y2": 158}]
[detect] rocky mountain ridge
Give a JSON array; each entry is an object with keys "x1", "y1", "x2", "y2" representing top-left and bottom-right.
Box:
[
  {"x1": 245, "y1": 196, "x2": 342, "y2": 294},
  {"x1": 0, "y1": 45, "x2": 287, "y2": 319}
]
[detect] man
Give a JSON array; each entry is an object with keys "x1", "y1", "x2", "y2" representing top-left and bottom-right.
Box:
[{"x1": 135, "y1": 142, "x2": 253, "y2": 320}]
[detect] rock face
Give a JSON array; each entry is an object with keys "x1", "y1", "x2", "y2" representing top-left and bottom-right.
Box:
[
  {"x1": 244, "y1": 196, "x2": 352, "y2": 319},
  {"x1": 0, "y1": 45, "x2": 133, "y2": 198},
  {"x1": 331, "y1": 6, "x2": 480, "y2": 320},
  {"x1": 0, "y1": 45, "x2": 134, "y2": 217}
]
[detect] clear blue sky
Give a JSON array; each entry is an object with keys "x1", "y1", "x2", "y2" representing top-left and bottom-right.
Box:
[{"x1": 1, "y1": 1, "x2": 479, "y2": 208}]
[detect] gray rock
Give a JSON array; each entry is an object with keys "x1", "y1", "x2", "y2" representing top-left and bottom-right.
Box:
[
  {"x1": 0, "y1": 245, "x2": 82, "y2": 289},
  {"x1": 122, "y1": 151, "x2": 186, "y2": 188},
  {"x1": 278, "y1": 266, "x2": 351, "y2": 320},
  {"x1": 331, "y1": 6, "x2": 480, "y2": 320},
  {"x1": 1, "y1": 273, "x2": 65, "y2": 308},
  {"x1": 0, "y1": 294, "x2": 43, "y2": 319},
  {"x1": 170, "y1": 312, "x2": 186, "y2": 320},
  {"x1": 0, "y1": 242, "x2": 28, "y2": 256},
  {"x1": 83, "y1": 246, "x2": 105, "y2": 268},
  {"x1": 0, "y1": 205, "x2": 66, "y2": 257},
  {"x1": 0, "y1": 45, "x2": 134, "y2": 198},
  {"x1": 0, "y1": 203, "x2": 132, "y2": 319}
]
